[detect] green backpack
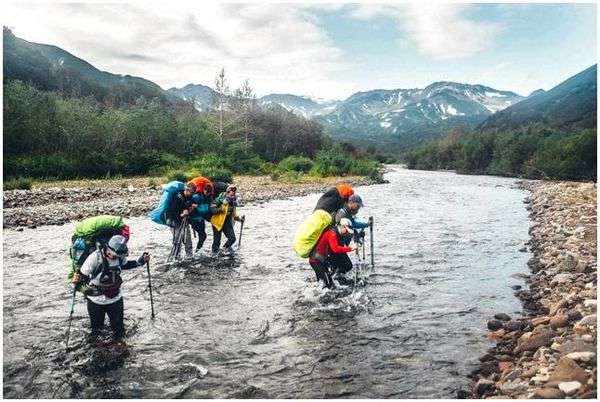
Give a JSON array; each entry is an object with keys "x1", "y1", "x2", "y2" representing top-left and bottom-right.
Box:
[{"x1": 68, "y1": 215, "x2": 126, "y2": 292}]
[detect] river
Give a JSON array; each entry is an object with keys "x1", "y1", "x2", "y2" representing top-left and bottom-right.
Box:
[{"x1": 3, "y1": 166, "x2": 531, "y2": 398}]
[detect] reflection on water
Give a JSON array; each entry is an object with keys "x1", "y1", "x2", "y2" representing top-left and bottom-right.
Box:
[{"x1": 3, "y1": 167, "x2": 530, "y2": 398}]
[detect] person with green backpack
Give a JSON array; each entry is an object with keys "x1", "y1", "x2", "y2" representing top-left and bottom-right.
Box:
[{"x1": 69, "y1": 215, "x2": 150, "y2": 345}]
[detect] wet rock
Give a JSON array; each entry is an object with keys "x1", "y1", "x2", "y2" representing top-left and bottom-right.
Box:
[
  {"x1": 531, "y1": 316, "x2": 550, "y2": 327},
  {"x1": 558, "y1": 381, "x2": 582, "y2": 396},
  {"x1": 498, "y1": 380, "x2": 528, "y2": 394},
  {"x1": 498, "y1": 361, "x2": 514, "y2": 373},
  {"x1": 494, "y1": 313, "x2": 511, "y2": 321},
  {"x1": 533, "y1": 387, "x2": 565, "y2": 399},
  {"x1": 456, "y1": 389, "x2": 470, "y2": 399},
  {"x1": 503, "y1": 320, "x2": 524, "y2": 332},
  {"x1": 547, "y1": 357, "x2": 590, "y2": 385},
  {"x1": 487, "y1": 319, "x2": 504, "y2": 331},
  {"x1": 479, "y1": 361, "x2": 498, "y2": 376},
  {"x1": 577, "y1": 314, "x2": 597, "y2": 327},
  {"x1": 474, "y1": 379, "x2": 495, "y2": 396}
]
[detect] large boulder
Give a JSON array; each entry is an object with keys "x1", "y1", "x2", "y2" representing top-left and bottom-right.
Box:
[{"x1": 547, "y1": 357, "x2": 590, "y2": 386}]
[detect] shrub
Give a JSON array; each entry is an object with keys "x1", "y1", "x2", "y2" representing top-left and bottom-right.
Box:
[
  {"x1": 165, "y1": 169, "x2": 189, "y2": 183},
  {"x1": 278, "y1": 155, "x2": 314, "y2": 172},
  {"x1": 4, "y1": 177, "x2": 33, "y2": 190}
]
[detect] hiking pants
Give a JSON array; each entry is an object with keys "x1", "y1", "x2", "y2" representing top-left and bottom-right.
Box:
[
  {"x1": 212, "y1": 217, "x2": 236, "y2": 252},
  {"x1": 87, "y1": 297, "x2": 125, "y2": 339},
  {"x1": 190, "y1": 219, "x2": 207, "y2": 251},
  {"x1": 328, "y1": 253, "x2": 353, "y2": 275},
  {"x1": 309, "y1": 259, "x2": 334, "y2": 289}
]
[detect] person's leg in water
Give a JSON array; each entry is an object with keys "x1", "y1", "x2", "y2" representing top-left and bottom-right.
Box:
[
  {"x1": 309, "y1": 260, "x2": 334, "y2": 289},
  {"x1": 86, "y1": 298, "x2": 106, "y2": 341},
  {"x1": 327, "y1": 254, "x2": 353, "y2": 285},
  {"x1": 106, "y1": 298, "x2": 125, "y2": 342},
  {"x1": 221, "y1": 218, "x2": 236, "y2": 250},
  {"x1": 182, "y1": 222, "x2": 193, "y2": 258},
  {"x1": 190, "y1": 220, "x2": 207, "y2": 252},
  {"x1": 212, "y1": 224, "x2": 222, "y2": 253}
]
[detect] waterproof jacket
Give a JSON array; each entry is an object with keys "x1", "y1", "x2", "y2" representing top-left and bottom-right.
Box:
[
  {"x1": 191, "y1": 193, "x2": 213, "y2": 221},
  {"x1": 309, "y1": 228, "x2": 352, "y2": 263},
  {"x1": 314, "y1": 185, "x2": 354, "y2": 214},
  {"x1": 335, "y1": 206, "x2": 369, "y2": 229},
  {"x1": 210, "y1": 192, "x2": 240, "y2": 232}
]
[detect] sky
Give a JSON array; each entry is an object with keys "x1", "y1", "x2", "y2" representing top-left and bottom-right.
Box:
[{"x1": 2, "y1": 1, "x2": 597, "y2": 100}]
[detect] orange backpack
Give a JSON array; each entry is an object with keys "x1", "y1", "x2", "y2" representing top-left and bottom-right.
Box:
[{"x1": 189, "y1": 176, "x2": 212, "y2": 194}]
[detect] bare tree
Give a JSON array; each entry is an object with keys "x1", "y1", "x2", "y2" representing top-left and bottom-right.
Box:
[
  {"x1": 232, "y1": 79, "x2": 256, "y2": 153},
  {"x1": 212, "y1": 67, "x2": 230, "y2": 147}
]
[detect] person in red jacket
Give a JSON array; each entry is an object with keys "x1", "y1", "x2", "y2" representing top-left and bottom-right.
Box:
[{"x1": 309, "y1": 218, "x2": 358, "y2": 289}]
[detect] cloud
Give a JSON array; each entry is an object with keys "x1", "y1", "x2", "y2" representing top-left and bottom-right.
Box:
[
  {"x1": 347, "y1": 3, "x2": 502, "y2": 60},
  {"x1": 3, "y1": 2, "x2": 356, "y2": 98}
]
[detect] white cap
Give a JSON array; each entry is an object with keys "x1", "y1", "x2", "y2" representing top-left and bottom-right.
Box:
[{"x1": 338, "y1": 218, "x2": 354, "y2": 234}]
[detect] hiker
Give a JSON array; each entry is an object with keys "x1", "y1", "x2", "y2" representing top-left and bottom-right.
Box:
[
  {"x1": 314, "y1": 183, "x2": 354, "y2": 215},
  {"x1": 309, "y1": 218, "x2": 357, "y2": 289},
  {"x1": 71, "y1": 234, "x2": 150, "y2": 344},
  {"x1": 190, "y1": 181, "x2": 214, "y2": 252},
  {"x1": 335, "y1": 194, "x2": 369, "y2": 242},
  {"x1": 165, "y1": 182, "x2": 197, "y2": 258},
  {"x1": 210, "y1": 184, "x2": 245, "y2": 254}
]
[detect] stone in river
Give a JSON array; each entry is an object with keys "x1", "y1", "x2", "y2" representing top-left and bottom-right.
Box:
[
  {"x1": 488, "y1": 319, "x2": 504, "y2": 331},
  {"x1": 514, "y1": 330, "x2": 554, "y2": 355},
  {"x1": 549, "y1": 314, "x2": 569, "y2": 329},
  {"x1": 494, "y1": 313, "x2": 511, "y2": 321}
]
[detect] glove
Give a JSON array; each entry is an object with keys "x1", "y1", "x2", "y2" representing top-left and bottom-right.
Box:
[
  {"x1": 350, "y1": 243, "x2": 358, "y2": 251},
  {"x1": 72, "y1": 272, "x2": 82, "y2": 284},
  {"x1": 137, "y1": 252, "x2": 150, "y2": 265}
]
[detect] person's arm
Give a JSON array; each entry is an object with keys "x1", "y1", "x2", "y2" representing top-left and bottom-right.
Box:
[
  {"x1": 334, "y1": 209, "x2": 345, "y2": 225},
  {"x1": 351, "y1": 217, "x2": 369, "y2": 229},
  {"x1": 73, "y1": 251, "x2": 100, "y2": 283},
  {"x1": 326, "y1": 231, "x2": 353, "y2": 254},
  {"x1": 121, "y1": 253, "x2": 150, "y2": 270}
]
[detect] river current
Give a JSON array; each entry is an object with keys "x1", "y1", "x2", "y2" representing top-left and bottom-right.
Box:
[{"x1": 3, "y1": 167, "x2": 531, "y2": 398}]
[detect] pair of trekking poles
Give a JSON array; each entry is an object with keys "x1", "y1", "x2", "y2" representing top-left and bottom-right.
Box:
[
  {"x1": 65, "y1": 252, "x2": 156, "y2": 349},
  {"x1": 352, "y1": 216, "x2": 375, "y2": 286}
]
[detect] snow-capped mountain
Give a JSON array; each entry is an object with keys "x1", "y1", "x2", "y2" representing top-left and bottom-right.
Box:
[{"x1": 259, "y1": 94, "x2": 340, "y2": 118}]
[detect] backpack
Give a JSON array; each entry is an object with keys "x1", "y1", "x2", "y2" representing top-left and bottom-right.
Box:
[
  {"x1": 148, "y1": 181, "x2": 185, "y2": 225},
  {"x1": 188, "y1": 176, "x2": 212, "y2": 194},
  {"x1": 293, "y1": 209, "x2": 333, "y2": 258},
  {"x1": 68, "y1": 215, "x2": 126, "y2": 292}
]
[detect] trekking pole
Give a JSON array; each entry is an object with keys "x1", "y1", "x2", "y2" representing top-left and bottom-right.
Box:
[
  {"x1": 65, "y1": 286, "x2": 77, "y2": 349},
  {"x1": 145, "y1": 259, "x2": 155, "y2": 319},
  {"x1": 369, "y1": 216, "x2": 374, "y2": 270},
  {"x1": 238, "y1": 217, "x2": 245, "y2": 248}
]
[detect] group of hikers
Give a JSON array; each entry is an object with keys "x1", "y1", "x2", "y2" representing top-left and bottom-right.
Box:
[{"x1": 68, "y1": 178, "x2": 371, "y2": 346}]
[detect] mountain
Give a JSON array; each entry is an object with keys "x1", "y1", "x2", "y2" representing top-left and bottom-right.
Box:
[
  {"x1": 478, "y1": 65, "x2": 597, "y2": 133},
  {"x1": 3, "y1": 28, "x2": 176, "y2": 106},
  {"x1": 167, "y1": 84, "x2": 217, "y2": 110},
  {"x1": 259, "y1": 94, "x2": 339, "y2": 118}
]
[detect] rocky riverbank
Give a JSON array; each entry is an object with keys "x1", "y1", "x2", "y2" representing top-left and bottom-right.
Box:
[
  {"x1": 3, "y1": 175, "x2": 379, "y2": 229},
  {"x1": 470, "y1": 181, "x2": 597, "y2": 399}
]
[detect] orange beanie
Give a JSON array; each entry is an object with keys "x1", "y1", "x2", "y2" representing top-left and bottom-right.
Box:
[{"x1": 336, "y1": 183, "x2": 354, "y2": 200}]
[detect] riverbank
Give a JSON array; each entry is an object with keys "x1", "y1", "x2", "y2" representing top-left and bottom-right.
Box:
[
  {"x1": 471, "y1": 181, "x2": 597, "y2": 399},
  {"x1": 2, "y1": 175, "x2": 380, "y2": 229}
]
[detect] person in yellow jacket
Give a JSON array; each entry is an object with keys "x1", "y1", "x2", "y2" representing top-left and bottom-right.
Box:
[{"x1": 210, "y1": 185, "x2": 245, "y2": 254}]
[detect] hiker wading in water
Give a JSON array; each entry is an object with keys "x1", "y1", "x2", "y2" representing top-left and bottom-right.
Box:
[
  {"x1": 72, "y1": 235, "x2": 150, "y2": 345},
  {"x1": 309, "y1": 218, "x2": 357, "y2": 289},
  {"x1": 166, "y1": 182, "x2": 197, "y2": 258},
  {"x1": 189, "y1": 181, "x2": 215, "y2": 253},
  {"x1": 210, "y1": 185, "x2": 245, "y2": 255}
]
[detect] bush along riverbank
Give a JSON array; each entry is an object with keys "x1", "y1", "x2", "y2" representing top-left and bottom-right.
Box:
[
  {"x1": 2, "y1": 174, "x2": 381, "y2": 229},
  {"x1": 470, "y1": 181, "x2": 597, "y2": 399}
]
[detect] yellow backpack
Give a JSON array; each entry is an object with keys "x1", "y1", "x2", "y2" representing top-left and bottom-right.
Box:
[{"x1": 293, "y1": 210, "x2": 332, "y2": 258}]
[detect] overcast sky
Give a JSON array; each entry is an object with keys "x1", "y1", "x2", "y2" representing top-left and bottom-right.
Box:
[{"x1": 3, "y1": 2, "x2": 597, "y2": 100}]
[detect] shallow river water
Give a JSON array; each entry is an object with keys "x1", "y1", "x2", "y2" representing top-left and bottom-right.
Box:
[{"x1": 3, "y1": 167, "x2": 531, "y2": 398}]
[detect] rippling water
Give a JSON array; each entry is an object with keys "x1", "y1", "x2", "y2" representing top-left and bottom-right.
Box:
[{"x1": 3, "y1": 167, "x2": 531, "y2": 398}]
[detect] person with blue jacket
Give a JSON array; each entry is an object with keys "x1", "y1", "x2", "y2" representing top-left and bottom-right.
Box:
[{"x1": 190, "y1": 182, "x2": 214, "y2": 252}]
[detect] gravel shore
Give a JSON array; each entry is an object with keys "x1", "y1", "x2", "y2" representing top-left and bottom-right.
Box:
[
  {"x1": 3, "y1": 175, "x2": 379, "y2": 229},
  {"x1": 470, "y1": 181, "x2": 597, "y2": 399}
]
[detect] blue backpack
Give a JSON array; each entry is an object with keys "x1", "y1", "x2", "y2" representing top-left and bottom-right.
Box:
[{"x1": 148, "y1": 181, "x2": 185, "y2": 225}]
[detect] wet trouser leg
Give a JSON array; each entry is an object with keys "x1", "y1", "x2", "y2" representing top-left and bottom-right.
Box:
[
  {"x1": 182, "y1": 222, "x2": 193, "y2": 257},
  {"x1": 222, "y1": 218, "x2": 236, "y2": 249},
  {"x1": 190, "y1": 220, "x2": 207, "y2": 251},
  {"x1": 212, "y1": 225, "x2": 222, "y2": 253},
  {"x1": 309, "y1": 260, "x2": 333, "y2": 289},
  {"x1": 327, "y1": 253, "x2": 353, "y2": 275},
  {"x1": 87, "y1": 298, "x2": 106, "y2": 334},
  {"x1": 86, "y1": 298, "x2": 125, "y2": 339}
]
